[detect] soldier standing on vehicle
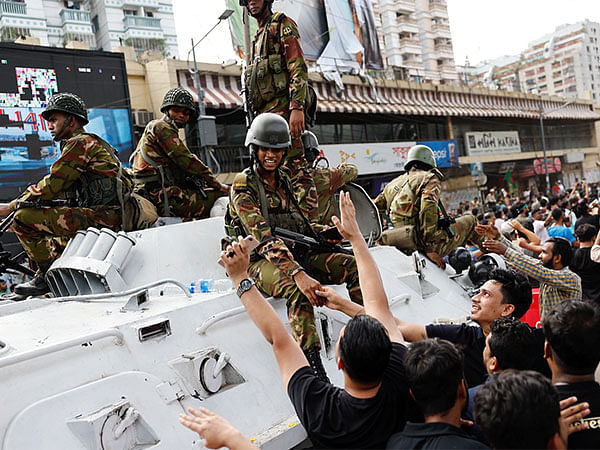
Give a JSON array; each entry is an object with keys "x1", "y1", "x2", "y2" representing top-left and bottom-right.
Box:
[
  {"x1": 132, "y1": 88, "x2": 229, "y2": 218},
  {"x1": 226, "y1": 113, "x2": 362, "y2": 381},
  {"x1": 0, "y1": 93, "x2": 132, "y2": 296},
  {"x1": 245, "y1": 0, "x2": 319, "y2": 223},
  {"x1": 302, "y1": 131, "x2": 358, "y2": 225},
  {"x1": 374, "y1": 145, "x2": 486, "y2": 269}
]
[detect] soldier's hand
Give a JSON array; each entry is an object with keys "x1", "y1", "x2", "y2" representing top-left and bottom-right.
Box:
[
  {"x1": 426, "y1": 252, "x2": 446, "y2": 270},
  {"x1": 0, "y1": 203, "x2": 12, "y2": 216},
  {"x1": 482, "y1": 239, "x2": 508, "y2": 255},
  {"x1": 332, "y1": 191, "x2": 361, "y2": 242},
  {"x1": 293, "y1": 271, "x2": 325, "y2": 307},
  {"x1": 289, "y1": 109, "x2": 305, "y2": 139},
  {"x1": 220, "y1": 241, "x2": 250, "y2": 282},
  {"x1": 475, "y1": 223, "x2": 499, "y2": 240},
  {"x1": 316, "y1": 287, "x2": 348, "y2": 311}
]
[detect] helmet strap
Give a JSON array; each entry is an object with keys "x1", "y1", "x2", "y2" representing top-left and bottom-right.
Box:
[{"x1": 54, "y1": 115, "x2": 73, "y2": 142}]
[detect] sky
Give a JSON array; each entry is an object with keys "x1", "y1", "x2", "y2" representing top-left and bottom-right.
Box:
[{"x1": 173, "y1": 0, "x2": 600, "y2": 66}]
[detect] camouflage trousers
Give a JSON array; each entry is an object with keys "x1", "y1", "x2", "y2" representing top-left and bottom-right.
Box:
[
  {"x1": 142, "y1": 186, "x2": 224, "y2": 219},
  {"x1": 13, "y1": 206, "x2": 121, "y2": 264},
  {"x1": 283, "y1": 156, "x2": 319, "y2": 225},
  {"x1": 249, "y1": 252, "x2": 362, "y2": 352},
  {"x1": 420, "y1": 215, "x2": 486, "y2": 257}
]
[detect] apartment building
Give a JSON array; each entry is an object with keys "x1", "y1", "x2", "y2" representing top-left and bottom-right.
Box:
[
  {"x1": 376, "y1": 0, "x2": 458, "y2": 84},
  {"x1": 0, "y1": 0, "x2": 179, "y2": 57},
  {"x1": 462, "y1": 20, "x2": 600, "y2": 102}
]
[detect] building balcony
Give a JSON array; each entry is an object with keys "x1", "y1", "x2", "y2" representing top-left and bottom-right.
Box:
[
  {"x1": 429, "y1": 5, "x2": 448, "y2": 19},
  {"x1": 399, "y1": 38, "x2": 421, "y2": 53},
  {"x1": 434, "y1": 43, "x2": 454, "y2": 58},
  {"x1": 431, "y1": 22, "x2": 451, "y2": 37},
  {"x1": 0, "y1": 1, "x2": 27, "y2": 17},
  {"x1": 397, "y1": 15, "x2": 418, "y2": 32},
  {"x1": 122, "y1": 0, "x2": 159, "y2": 7},
  {"x1": 123, "y1": 15, "x2": 161, "y2": 29},
  {"x1": 59, "y1": 8, "x2": 90, "y2": 24},
  {"x1": 394, "y1": 0, "x2": 416, "y2": 13}
]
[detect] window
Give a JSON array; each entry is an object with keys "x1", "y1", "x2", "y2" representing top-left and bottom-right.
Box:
[
  {"x1": 124, "y1": 9, "x2": 137, "y2": 16},
  {"x1": 91, "y1": 15, "x2": 99, "y2": 33},
  {"x1": 145, "y1": 11, "x2": 154, "y2": 17}
]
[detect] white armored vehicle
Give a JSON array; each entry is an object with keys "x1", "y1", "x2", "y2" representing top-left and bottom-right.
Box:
[{"x1": 0, "y1": 185, "x2": 491, "y2": 449}]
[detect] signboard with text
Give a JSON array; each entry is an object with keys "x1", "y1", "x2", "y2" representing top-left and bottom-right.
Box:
[
  {"x1": 320, "y1": 140, "x2": 458, "y2": 176},
  {"x1": 465, "y1": 131, "x2": 521, "y2": 156}
]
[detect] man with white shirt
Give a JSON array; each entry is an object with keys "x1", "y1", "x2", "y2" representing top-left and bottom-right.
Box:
[{"x1": 532, "y1": 208, "x2": 550, "y2": 244}]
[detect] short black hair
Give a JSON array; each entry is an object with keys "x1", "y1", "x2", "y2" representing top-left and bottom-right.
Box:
[
  {"x1": 575, "y1": 223, "x2": 597, "y2": 242},
  {"x1": 474, "y1": 370, "x2": 560, "y2": 449},
  {"x1": 546, "y1": 237, "x2": 573, "y2": 267},
  {"x1": 543, "y1": 300, "x2": 600, "y2": 375},
  {"x1": 339, "y1": 315, "x2": 392, "y2": 384},
  {"x1": 489, "y1": 318, "x2": 537, "y2": 370},
  {"x1": 551, "y1": 207, "x2": 563, "y2": 221},
  {"x1": 489, "y1": 268, "x2": 532, "y2": 319},
  {"x1": 404, "y1": 339, "x2": 464, "y2": 416}
]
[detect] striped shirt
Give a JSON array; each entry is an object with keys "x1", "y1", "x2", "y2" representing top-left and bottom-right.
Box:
[{"x1": 500, "y1": 235, "x2": 581, "y2": 320}]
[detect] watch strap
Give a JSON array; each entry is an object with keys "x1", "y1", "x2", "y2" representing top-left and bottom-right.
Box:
[{"x1": 236, "y1": 278, "x2": 255, "y2": 298}]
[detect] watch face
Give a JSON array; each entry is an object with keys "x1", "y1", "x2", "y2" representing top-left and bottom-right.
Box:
[{"x1": 240, "y1": 279, "x2": 252, "y2": 290}]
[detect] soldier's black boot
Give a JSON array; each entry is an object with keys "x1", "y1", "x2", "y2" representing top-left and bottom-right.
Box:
[
  {"x1": 304, "y1": 348, "x2": 330, "y2": 383},
  {"x1": 14, "y1": 260, "x2": 52, "y2": 297}
]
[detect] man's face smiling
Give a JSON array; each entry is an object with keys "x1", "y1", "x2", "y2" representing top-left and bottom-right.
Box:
[
  {"x1": 470, "y1": 280, "x2": 512, "y2": 327},
  {"x1": 248, "y1": 0, "x2": 265, "y2": 16},
  {"x1": 256, "y1": 146, "x2": 284, "y2": 172}
]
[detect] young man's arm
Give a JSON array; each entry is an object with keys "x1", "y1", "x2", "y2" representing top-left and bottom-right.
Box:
[
  {"x1": 591, "y1": 232, "x2": 600, "y2": 263},
  {"x1": 220, "y1": 240, "x2": 308, "y2": 390}
]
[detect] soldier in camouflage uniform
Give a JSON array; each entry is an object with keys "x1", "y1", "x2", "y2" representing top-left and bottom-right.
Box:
[
  {"x1": 302, "y1": 131, "x2": 359, "y2": 225},
  {"x1": 0, "y1": 93, "x2": 131, "y2": 296},
  {"x1": 226, "y1": 113, "x2": 362, "y2": 381},
  {"x1": 374, "y1": 145, "x2": 486, "y2": 268},
  {"x1": 245, "y1": 0, "x2": 319, "y2": 226},
  {"x1": 132, "y1": 88, "x2": 228, "y2": 218}
]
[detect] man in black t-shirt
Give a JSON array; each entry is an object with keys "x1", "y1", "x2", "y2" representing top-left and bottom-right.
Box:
[
  {"x1": 220, "y1": 192, "x2": 413, "y2": 449},
  {"x1": 387, "y1": 339, "x2": 488, "y2": 449},
  {"x1": 571, "y1": 224, "x2": 600, "y2": 302},
  {"x1": 544, "y1": 300, "x2": 600, "y2": 449}
]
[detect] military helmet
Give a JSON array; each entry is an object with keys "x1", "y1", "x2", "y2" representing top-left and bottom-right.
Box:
[
  {"x1": 245, "y1": 113, "x2": 291, "y2": 149},
  {"x1": 42, "y1": 93, "x2": 88, "y2": 125},
  {"x1": 301, "y1": 130, "x2": 320, "y2": 163},
  {"x1": 160, "y1": 88, "x2": 198, "y2": 121},
  {"x1": 404, "y1": 144, "x2": 436, "y2": 170},
  {"x1": 448, "y1": 247, "x2": 472, "y2": 274}
]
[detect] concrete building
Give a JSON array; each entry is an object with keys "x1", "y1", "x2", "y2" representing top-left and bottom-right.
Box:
[
  {"x1": 0, "y1": 0, "x2": 178, "y2": 57},
  {"x1": 462, "y1": 20, "x2": 600, "y2": 102},
  {"x1": 376, "y1": 0, "x2": 458, "y2": 85}
]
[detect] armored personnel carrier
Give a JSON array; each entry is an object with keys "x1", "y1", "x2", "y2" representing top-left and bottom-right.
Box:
[{"x1": 0, "y1": 185, "x2": 492, "y2": 449}]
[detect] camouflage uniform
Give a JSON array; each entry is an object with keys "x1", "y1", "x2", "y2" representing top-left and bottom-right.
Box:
[
  {"x1": 12, "y1": 129, "x2": 124, "y2": 263},
  {"x1": 132, "y1": 117, "x2": 224, "y2": 218},
  {"x1": 248, "y1": 12, "x2": 319, "y2": 225},
  {"x1": 228, "y1": 167, "x2": 362, "y2": 351},
  {"x1": 375, "y1": 168, "x2": 485, "y2": 257},
  {"x1": 310, "y1": 164, "x2": 359, "y2": 225}
]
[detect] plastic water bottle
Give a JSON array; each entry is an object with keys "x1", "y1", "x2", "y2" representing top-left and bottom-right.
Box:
[
  {"x1": 214, "y1": 279, "x2": 234, "y2": 293},
  {"x1": 200, "y1": 279, "x2": 214, "y2": 293},
  {"x1": 189, "y1": 281, "x2": 196, "y2": 294}
]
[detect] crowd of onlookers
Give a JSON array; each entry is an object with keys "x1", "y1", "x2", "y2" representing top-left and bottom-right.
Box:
[{"x1": 177, "y1": 186, "x2": 600, "y2": 449}]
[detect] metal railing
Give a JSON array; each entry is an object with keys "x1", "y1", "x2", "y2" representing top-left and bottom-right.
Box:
[
  {"x1": 0, "y1": 1, "x2": 26, "y2": 16},
  {"x1": 123, "y1": 15, "x2": 161, "y2": 29},
  {"x1": 59, "y1": 8, "x2": 90, "y2": 23}
]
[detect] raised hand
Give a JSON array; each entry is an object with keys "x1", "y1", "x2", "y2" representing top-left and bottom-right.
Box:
[{"x1": 331, "y1": 191, "x2": 361, "y2": 242}]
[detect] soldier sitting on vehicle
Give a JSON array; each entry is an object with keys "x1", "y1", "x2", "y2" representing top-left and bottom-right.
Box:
[
  {"x1": 225, "y1": 113, "x2": 362, "y2": 382},
  {"x1": 374, "y1": 144, "x2": 486, "y2": 269},
  {"x1": 302, "y1": 131, "x2": 358, "y2": 226},
  {"x1": 132, "y1": 88, "x2": 229, "y2": 219},
  {"x1": 0, "y1": 93, "x2": 134, "y2": 297}
]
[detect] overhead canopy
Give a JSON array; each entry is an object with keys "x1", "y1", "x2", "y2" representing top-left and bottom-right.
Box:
[{"x1": 177, "y1": 70, "x2": 600, "y2": 120}]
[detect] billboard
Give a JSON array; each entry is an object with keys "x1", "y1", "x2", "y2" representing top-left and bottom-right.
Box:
[
  {"x1": 0, "y1": 43, "x2": 133, "y2": 200},
  {"x1": 465, "y1": 131, "x2": 521, "y2": 156},
  {"x1": 320, "y1": 140, "x2": 458, "y2": 175}
]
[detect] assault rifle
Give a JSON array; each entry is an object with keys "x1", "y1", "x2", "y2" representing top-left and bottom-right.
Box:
[
  {"x1": 16, "y1": 199, "x2": 72, "y2": 209},
  {"x1": 437, "y1": 201, "x2": 455, "y2": 239},
  {"x1": 0, "y1": 211, "x2": 35, "y2": 277},
  {"x1": 184, "y1": 176, "x2": 208, "y2": 199},
  {"x1": 273, "y1": 227, "x2": 352, "y2": 271}
]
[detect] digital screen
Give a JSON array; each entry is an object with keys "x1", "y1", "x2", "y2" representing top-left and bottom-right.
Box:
[{"x1": 0, "y1": 43, "x2": 132, "y2": 200}]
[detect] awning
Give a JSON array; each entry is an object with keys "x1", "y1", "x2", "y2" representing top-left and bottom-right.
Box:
[{"x1": 177, "y1": 70, "x2": 600, "y2": 120}]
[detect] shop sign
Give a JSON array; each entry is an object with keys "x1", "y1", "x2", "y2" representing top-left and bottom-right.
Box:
[
  {"x1": 533, "y1": 157, "x2": 562, "y2": 174},
  {"x1": 319, "y1": 140, "x2": 458, "y2": 176},
  {"x1": 465, "y1": 131, "x2": 521, "y2": 156}
]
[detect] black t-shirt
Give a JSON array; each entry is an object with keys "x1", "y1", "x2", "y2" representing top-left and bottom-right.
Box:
[
  {"x1": 387, "y1": 422, "x2": 489, "y2": 449},
  {"x1": 287, "y1": 342, "x2": 414, "y2": 449},
  {"x1": 570, "y1": 248, "x2": 600, "y2": 302},
  {"x1": 556, "y1": 382, "x2": 600, "y2": 449},
  {"x1": 575, "y1": 214, "x2": 600, "y2": 231},
  {"x1": 426, "y1": 324, "x2": 487, "y2": 387}
]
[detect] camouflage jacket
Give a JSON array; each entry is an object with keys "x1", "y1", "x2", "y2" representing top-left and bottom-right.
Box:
[
  {"x1": 250, "y1": 12, "x2": 307, "y2": 116},
  {"x1": 229, "y1": 167, "x2": 316, "y2": 279},
  {"x1": 15, "y1": 128, "x2": 125, "y2": 206},
  {"x1": 374, "y1": 168, "x2": 444, "y2": 248},
  {"x1": 132, "y1": 117, "x2": 220, "y2": 189},
  {"x1": 310, "y1": 164, "x2": 358, "y2": 224}
]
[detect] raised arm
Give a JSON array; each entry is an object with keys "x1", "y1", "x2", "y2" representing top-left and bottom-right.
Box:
[
  {"x1": 329, "y1": 192, "x2": 403, "y2": 343},
  {"x1": 220, "y1": 239, "x2": 308, "y2": 390}
]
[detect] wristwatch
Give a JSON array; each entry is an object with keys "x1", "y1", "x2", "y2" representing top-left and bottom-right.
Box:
[{"x1": 236, "y1": 278, "x2": 255, "y2": 298}]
